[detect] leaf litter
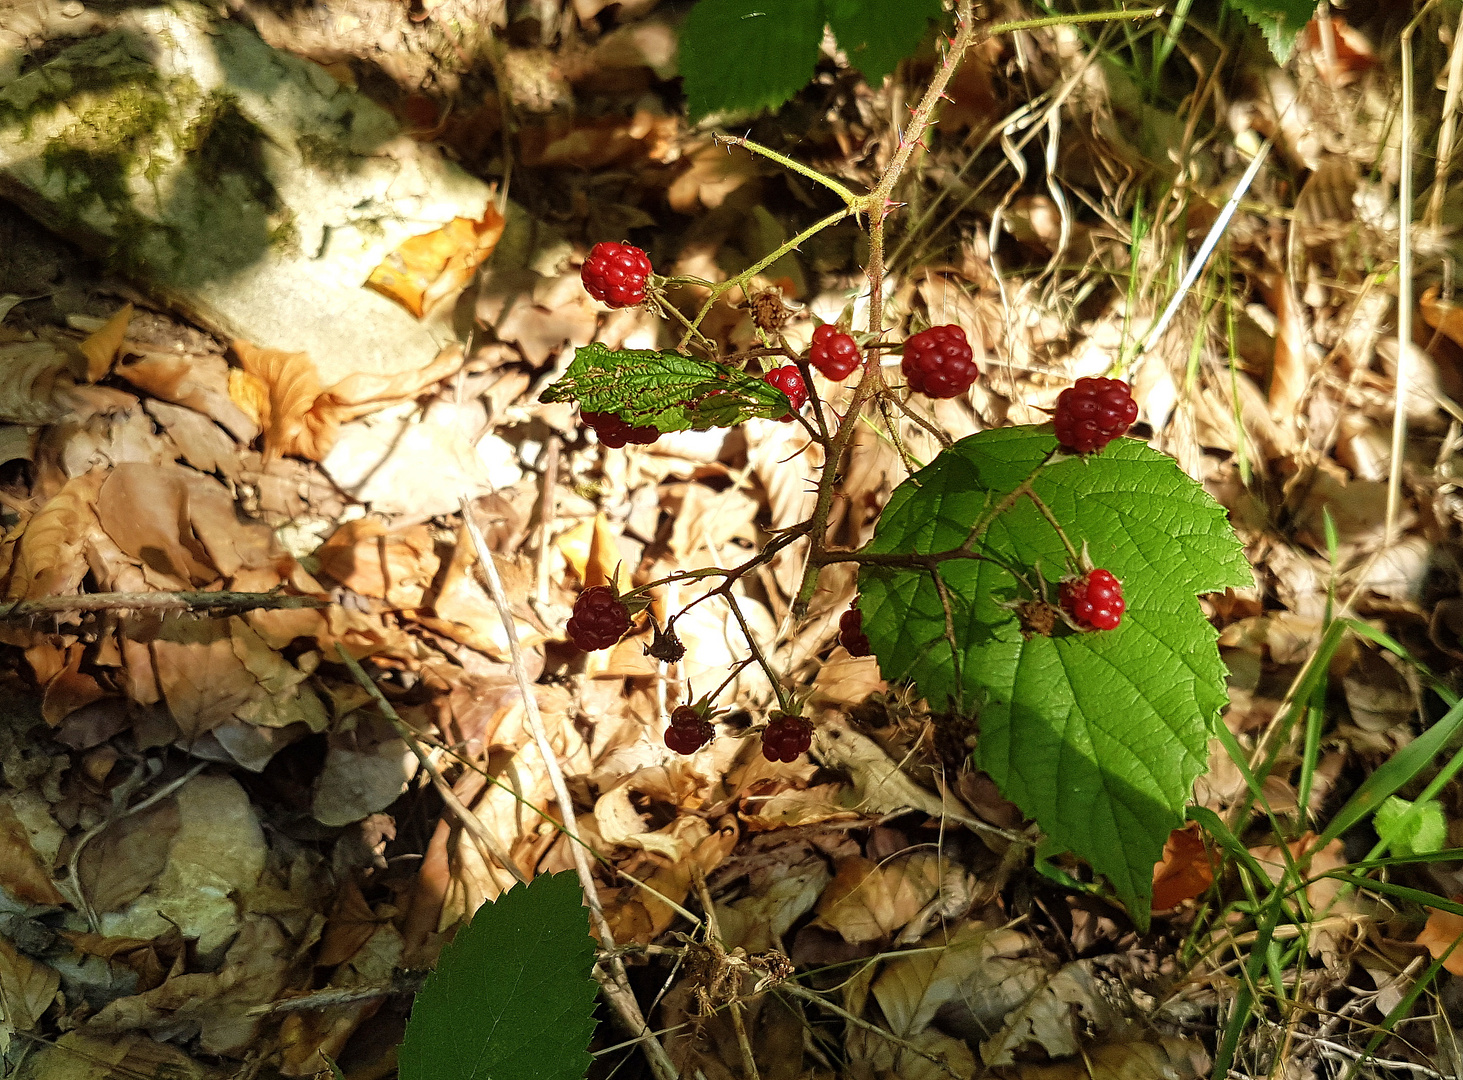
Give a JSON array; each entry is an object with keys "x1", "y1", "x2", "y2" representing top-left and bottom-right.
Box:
[{"x1": 0, "y1": 2, "x2": 1461, "y2": 1079}]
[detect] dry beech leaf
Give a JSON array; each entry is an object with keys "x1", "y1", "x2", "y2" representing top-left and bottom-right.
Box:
[
  {"x1": 365, "y1": 205, "x2": 506, "y2": 319},
  {"x1": 0, "y1": 934, "x2": 60, "y2": 1033},
  {"x1": 117, "y1": 352, "x2": 259, "y2": 442},
  {"x1": 232, "y1": 340, "x2": 332, "y2": 463},
  {"x1": 0, "y1": 799, "x2": 66, "y2": 905},
  {"x1": 41, "y1": 643, "x2": 106, "y2": 726},
  {"x1": 145, "y1": 400, "x2": 241, "y2": 480},
  {"x1": 812, "y1": 852, "x2": 943, "y2": 944},
  {"x1": 1151, "y1": 826, "x2": 1216, "y2": 910},
  {"x1": 80, "y1": 303, "x2": 133, "y2": 382},
  {"x1": 1416, "y1": 905, "x2": 1463, "y2": 974},
  {"x1": 78, "y1": 798, "x2": 181, "y2": 914},
  {"x1": 0, "y1": 340, "x2": 83, "y2": 425},
  {"x1": 1260, "y1": 273, "x2": 1308, "y2": 432},
  {"x1": 7, "y1": 468, "x2": 105, "y2": 601},
  {"x1": 871, "y1": 923, "x2": 1037, "y2": 1040},
  {"x1": 315, "y1": 519, "x2": 440, "y2": 608},
  {"x1": 312, "y1": 345, "x2": 463, "y2": 423}
]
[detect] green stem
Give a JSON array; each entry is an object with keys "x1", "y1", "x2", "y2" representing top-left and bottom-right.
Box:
[{"x1": 713, "y1": 133, "x2": 863, "y2": 206}]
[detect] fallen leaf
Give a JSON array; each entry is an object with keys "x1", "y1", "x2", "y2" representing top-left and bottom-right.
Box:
[
  {"x1": 315, "y1": 519, "x2": 440, "y2": 608},
  {"x1": 78, "y1": 798, "x2": 181, "y2": 914},
  {"x1": 6, "y1": 468, "x2": 105, "y2": 601},
  {"x1": 232, "y1": 340, "x2": 332, "y2": 462},
  {"x1": 365, "y1": 204, "x2": 506, "y2": 319},
  {"x1": 1301, "y1": 14, "x2": 1376, "y2": 87},
  {"x1": 813, "y1": 853, "x2": 943, "y2": 944},
  {"x1": 980, "y1": 960, "x2": 1119, "y2": 1065},
  {"x1": 311, "y1": 717, "x2": 418, "y2": 828},
  {"x1": 872, "y1": 922, "x2": 1038, "y2": 1039},
  {"x1": 0, "y1": 799, "x2": 65, "y2": 905},
  {"x1": 145, "y1": 400, "x2": 242, "y2": 479},
  {"x1": 0, "y1": 340, "x2": 82, "y2": 425},
  {"x1": 0, "y1": 934, "x2": 60, "y2": 1032},
  {"x1": 114, "y1": 350, "x2": 259, "y2": 442},
  {"x1": 1152, "y1": 825, "x2": 1215, "y2": 910},
  {"x1": 1416, "y1": 904, "x2": 1463, "y2": 974},
  {"x1": 80, "y1": 303, "x2": 133, "y2": 381}
]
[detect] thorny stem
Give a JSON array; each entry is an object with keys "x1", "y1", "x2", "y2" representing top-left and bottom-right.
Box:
[
  {"x1": 713, "y1": 133, "x2": 863, "y2": 206},
  {"x1": 678, "y1": 207, "x2": 854, "y2": 350}
]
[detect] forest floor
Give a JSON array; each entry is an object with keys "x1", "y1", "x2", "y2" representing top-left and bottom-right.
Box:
[{"x1": 1, "y1": 2, "x2": 1462, "y2": 1079}]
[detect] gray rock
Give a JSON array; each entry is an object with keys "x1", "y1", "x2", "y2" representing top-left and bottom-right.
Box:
[{"x1": 0, "y1": 4, "x2": 492, "y2": 383}]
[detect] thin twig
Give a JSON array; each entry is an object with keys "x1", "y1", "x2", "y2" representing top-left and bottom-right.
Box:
[
  {"x1": 336, "y1": 645, "x2": 528, "y2": 889},
  {"x1": 0, "y1": 590, "x2": 327, "y2": 618},
  {"x1": 458, "y1": 496, "x2": 678, "y2": 1080},
  {"x1": 691, "y1": 869, "x2": 760, "y2": 1080}
]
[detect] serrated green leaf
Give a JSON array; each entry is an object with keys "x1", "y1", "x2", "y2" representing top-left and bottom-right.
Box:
[
  {"x1": 1375, "y1": 796, "x2": 1447, "y2": 858},
  {"x1": 398, "y1": 872, "x2": 598, "y2": 1080},
  {"x1": 858, "y1": 428, "x2": 1250, "y2": 922},
  {"x1": 539, "y1": 343, "x2": 792, "y2": 430},
  {"x1": 680, "y1": 0, "x2": 825, "y2": 120},
  {"x1": 826, "y1": 0, "x2": 944, "y2": 85},
  {"x1": 1228, "y1": 0, "x2": 1318, "y2": 63}
]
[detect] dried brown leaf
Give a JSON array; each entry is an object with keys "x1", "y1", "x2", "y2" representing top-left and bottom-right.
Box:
[
  {"x1": 0, "y1": 934, "x2": 60, "y2": 1032},
  {"x1": 813, "y1": 853, "x2": 943, "y2": 944},
  {"x1": 78, "y1": 798, "x2": 181, "y2": 914},
  {"x1": 7, "y1": 468, "x2": 105, "y2": 601},
  {"x1": 115, "y1": 351, "x2": 259, "y2": 442},
  {"x1": 232, "y1": 340, "x2": 334, "y2": 463},
  {"x1": 1416, "y1": 905, "x2": 1463, "y2": 975},
  {"x1": 315, "y1": 519, "x2": 440, "y2": 607},
  {"x1": 0, "y1": 799, "x2": 65, "y2": 905},
  {"x1": 1151, "y1": 825, "x2": 1215, "y2": 910}
]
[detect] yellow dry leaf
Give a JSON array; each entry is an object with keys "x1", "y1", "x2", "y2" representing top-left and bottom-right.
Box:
[
  {"x1": 558, "y1": 515, "x2": 631, "y2": 590},
  {"x1": 365, "y1": 204, "x2": 506, "y2": 319},
  {"x1": 0, "y1": 933, "x2": 60, "y2": 1032},
  {"x1": 228, "y1": 366, "x2": 267, "y2": 427},
  {"x1": 80, "y1": 302, "x2": 133, "y2": 382},
  {"x1": 232, "y1": 339, "x2": 333, "y2": 462},
  {"x1": 315, "y1": 520, "x2": 440, "y2": 608},
  {"x1": 7, "y1": 468, "x2": 104, "y2": 601}
]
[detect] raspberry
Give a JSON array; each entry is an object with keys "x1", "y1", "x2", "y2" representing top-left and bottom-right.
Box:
[
  {"x1": 761, "y1": 715, "x2": 813, "y2": 763},
  {"x1": 763, "y1": 366, "x2": 807, "y2": 422},
  {"x1": 1053, "y1": 377, "x2": 1138, "y2": 455},
  {"x1": 901, "y1": 325, "x2": 978, "y2": 399},
  {"x1": 566, "y1": 585, "x2": 632, "y2": 650},
  {"x1": 838, "y1": 606, "x2": 870, "y2": 657},
  {"x1": 1059, "y1": 569, "x2": 1125, "y2": 631},
  {"x1": 664, "y1": 706, "x2": 714, "y2": 754},
  {"x1": 581, "y1": 242, "x2": 653, "y2": 307},
  {"x1": 810, "y1": 325, "x2": 861, "y2": 380},
  {"x1": 582, "y1": 410, "x2": 658, "y2": 449}
]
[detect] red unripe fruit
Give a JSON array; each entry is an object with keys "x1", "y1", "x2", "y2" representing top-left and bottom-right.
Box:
[
  {"x1": 901, "y1": 325, "x2": 978, "y2": 399},
  {"x1": 581, "y1": 410, "x2": 658, "y2": 448},
  {"x1": 665, "y1": 722, "x2": 713, "y2": 754},
  {"x1": 763, "y1": 366, "x2": 808, "y2": 421},
  {"x1": 810, "y1": 325, "x2": 861, "y2": 380},
  {"x1": 581, "y1": 242, "x2": 653, "y2": 307},
  {"x1": 1053, "y1": 377, "x2": 1138, "y2": 454},
  {"x1": 1059, "y1": 569, "x2": 1125, "y2": 631}
]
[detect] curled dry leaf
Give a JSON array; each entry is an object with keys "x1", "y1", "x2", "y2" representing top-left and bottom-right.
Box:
[
  {"x1": 315, "y1": 519, "x2": 440, "y2": 608},
  {"x1": 1151, "y1": 825, "x2": 1215, "y2": 910},
  {"x1": 0, "y1": 799, "x2": 66, "y2": 905},
  {"x1": 365, "y1": 204, "x2": 506, "y2": 319},
  {"x1": 812, "y1": 852, "x2": 943, "y2": 944},
  {"x1": 80, "y1": 303, "x2": 134, "y2": 382},
  {"x1": 116, "y1": 351, "x2": 259, "y2": 442},
  {"x1": 0, "y1": 340, "x2": 83, "y2": 425},
  {"x1": 232, "y1": 340, "x2": 332, "y2": 463},
  {"x1": 6, "y1": 468, "x2": 105, "y2": 601},
  {"x1": 0, "y1": 935, "x2": 60, "y2": 1034},
  {"x1": 1415, "y1": 905, "x2": 1463, "y2": 975}
]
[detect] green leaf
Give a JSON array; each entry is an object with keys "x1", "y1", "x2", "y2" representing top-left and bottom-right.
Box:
[
  {"x1": 680, "y1": 0, "x2": 825, "y2": 120},
  {"x1": 826, "y1": 0, "x2": 944, "y2": 85},
  {"x1": 858, "y1": 428, "x2": 1250, "y2": 921},
  {"x1": 1374, "y1": 796, "x2": 1447, "y2": 858},
  {"x1": 1227, "y1": 0, "x2": 1318, "y2": 63},
  {"x1": 398, "y1": 872, "x2": 598, "y2": 1080},
  {"x1": 539, "y1": 343, "x2": 792, "y2": 430}
]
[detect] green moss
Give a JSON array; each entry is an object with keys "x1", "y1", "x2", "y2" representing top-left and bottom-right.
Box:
[
  {"x1": 294, "y1": 132, "x2": 355, "y2": 173},
  {"x1": 184, "y1": 89, "x2": 278, "y2": 210}
]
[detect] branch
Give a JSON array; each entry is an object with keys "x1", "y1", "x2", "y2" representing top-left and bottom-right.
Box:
[{"x1": 0, "y1": 590, "x2": 328, "y2": 619}]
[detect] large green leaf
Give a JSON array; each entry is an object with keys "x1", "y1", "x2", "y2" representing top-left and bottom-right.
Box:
[
  {"x1": 398, "y1": 872, "x2": 598, "y2": 1080},
  {"x1": 826, "y1": 0, "x2": 944, "y2": 85},
  {"x1": 858, "y1": 428, "x2": 1250, "y2": 922},
  {"x1": 680, "y1": 0, "x2": 824, "y2": 120},
  {"x1": 540, "y1": 343, "x2": 792, "y2": 430}
]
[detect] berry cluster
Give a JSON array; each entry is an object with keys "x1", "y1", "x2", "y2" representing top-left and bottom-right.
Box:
[
  {"x1": 839, "y1": 606, "x2": 870, "y2": 657},
  {"x1": 761, "y1": 714, "x2": 813, "y2": 763},
  {"x1": 1059, "y1": 569, "x2": 1125, "y2": 631},
  {"x1": 1053, "y1": 377, "x2": 1138, "y2": 455},
  {"x1": 582, "y1": 410, "x2": 658, "y2": 448},
  {"x1": 902, "y1": 325, "x2": 979, "y2": 399},
  {"x1": 763, "y1": 366, "x2": 807, "y2": 421},
  {"x1": 664, "y1": 705, "x2": 715, "y2": 755},
  {"x1": 581, "y1": 242, "x2": 653, "y2": 308},
  {"x1": 566, "y1": 586, "x2": 632, "y2": 651},
  {"x1": 810, "y1": 325, "x2": 861, "y2": 380}
]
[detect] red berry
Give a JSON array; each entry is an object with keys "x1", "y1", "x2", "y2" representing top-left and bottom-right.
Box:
[
  {"x1": 566, "y1": 585, "x2": 632, "y2": 650},
  {"x1": 763, "y1": 366, "x2": 807, "y2": 421},
  {"x1": 1059, "y1": 569, "x2": 1125, "y2": 631},
  {"x1": 838, "y1": 607, "x2": 871, "y2": 657},
  {"x1": 665, "y1": 723, "x2": 712, "y2": 754},
  {"x1": 582, "y1": 410, "x2": 658, "y2": 449},
  {"x1": 670, "y1": 705, "x2": 701, "y2": 728},
  {"x1": 581, "y1": 242, "x2": 653, "y2": 307},
  {"x1": 810, "y1": 325, "x2": 861, "y2": 380},
  {"x1": 901, "y1": 325, "x2": 978, "y2": 399},
  {"x1": 1053, "y1": 377, "x2": 1138, "y2": 455},
  {"x1": 761, "y1": 715, "x2": 813, "y2": 763}
]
